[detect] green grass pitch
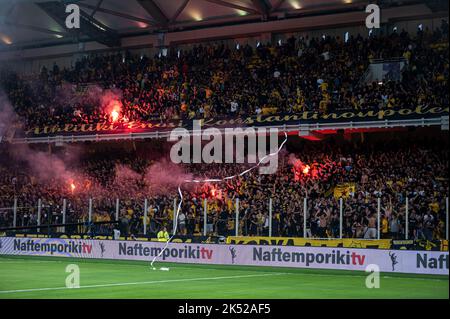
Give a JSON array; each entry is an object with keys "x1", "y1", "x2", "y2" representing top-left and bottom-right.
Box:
[{"x1": 0, "y1": 255, "x2": 448, "y2": 299}]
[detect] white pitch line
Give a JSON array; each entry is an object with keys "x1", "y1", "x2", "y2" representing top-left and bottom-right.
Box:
[
  {"x1": 1, "y1": 258, "x2": 446, "y2": 282},
  {"x1": 0, "y1": 272, "x2": 288, "y2": 295},
  {"x1": 0, "y1": 258, "x2": 273, "y2": 273}
]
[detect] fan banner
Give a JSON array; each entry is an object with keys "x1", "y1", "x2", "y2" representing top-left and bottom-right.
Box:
[
  {"x1": 7, "y1": 106, "x2": 448, "y2": 139},
  {"x1": 226, "y1": 236, "x2": 392, "y2": 249}
]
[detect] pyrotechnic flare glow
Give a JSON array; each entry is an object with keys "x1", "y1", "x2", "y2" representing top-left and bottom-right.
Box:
[
  {"x1": 302, "y1": 165, "x2": 310, "y2": 175},
  {"x1": 210, "y1": 186, "x2": 222, "y2": 199},
  {"x1": 105, "y1": 98, "x2": 122, "y2": 123},
  {"x1": 150, "y1": 131, "x2": 289, "y2": 270},
  {"x1": 111, "y1": 110, "x2": 119, "y2": 122},
  {"x1": 70, "y1": 182, "x2": 76, "y2": 193}
]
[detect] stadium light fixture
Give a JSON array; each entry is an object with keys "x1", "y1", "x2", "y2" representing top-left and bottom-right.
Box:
[
  {"x1": 190, "y1": 11, "x2": 203, "y2": 22},
  {"x1": 236, "y1": 9, "x2": 248, "y2": 16},
  {"x1": 289, "y1": 0, "x2": 301, "y2": 10},
  {"x1": 137, "y1": 22, "x2": 148, "y2": 29},
  {"x1": 0, "y1": 33, "x2": 13, "y2": 45}
]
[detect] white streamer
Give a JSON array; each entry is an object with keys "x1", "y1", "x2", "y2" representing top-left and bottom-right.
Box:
[{"x1": 150, "y1": 131, "x2": 288, "y2": 269}]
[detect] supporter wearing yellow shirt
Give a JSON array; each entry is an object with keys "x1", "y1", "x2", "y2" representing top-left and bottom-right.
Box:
[
  {"x1": 262, "y1": 106, "x2": 278, "y2": 115},
  {"x1": 429, "y1": 202, "x2": 439, "y2": 213},
  {"x1": 157, "y1": 226, "x2": 169, "y2": 242},
  {"x1": 387, "y1": 96, "x2": 396, "y2": 108},
  {"x1": 403, "y1": 50, "x2": 411, "y2": 61},
  {"x1": 201, "y1": 103, "x2": 211, "y2": 118},
  {"x1": 226, "y1": 198, "x2": 233, "y2": 211},
  {"x1": 268, "y1": 46, "x2": 276, "y2": 56},
  {"x1": 167, "y1": 207, "x2": 174, "y2": 222},
  {"x1": 227, "y1": 217, "x2": 235, "y2": 232},
  {"x1": 271, "y1": 89, "x2": 281, "y2": 100},
  {"x1": 381, "y1": 215, "x2": 389, "y2": 238},
  {"x1": 126, "y1": 208, "x2": 133, "y2": 218},
  {"x1": 435, "y1": 74, "x2": 445, "y2": 82},
  {"x1": 351, "y1": 96, "x2": 358, "y2": 109}
]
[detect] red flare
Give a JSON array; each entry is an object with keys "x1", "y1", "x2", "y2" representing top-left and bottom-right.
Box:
[
  {"x1": 303, "y1": 165, "x2": 310, "y2": 175},
  {"x1": 111, "y1": 110, "x2": 119, "y2": 122}
]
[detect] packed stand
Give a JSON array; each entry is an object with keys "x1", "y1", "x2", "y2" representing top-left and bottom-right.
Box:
[
  {"x1": 0, "y1": 134, "x2": 447, "y2": 241},
  {"x1": 0, "y1": 23, "x2": 448, "y2": 130}
]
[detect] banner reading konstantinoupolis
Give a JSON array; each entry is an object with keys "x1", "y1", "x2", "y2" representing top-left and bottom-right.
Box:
[{"x1": 0, "y1": 237, "x2": 448, "y2": 275}]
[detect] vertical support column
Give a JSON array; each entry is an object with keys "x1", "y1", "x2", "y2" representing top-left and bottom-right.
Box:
[
  {"x1": 446, "y1": 197, "x2": 448, "y2": 241},
  {"x1": 88, "y1": 198, "x2": 93, "y2": 223},
  {"x1": 143, "y1": 198, "x2": 148, "y2": 235},
  {"x1": 173, "y1": 198, "x2": 177, "y2": 234},
  {"x1": 115, "y1": 198, "x2": 119, "y2": 221},
  {"x1": 235, "y1": 198, "x2": 239, "y2": 237},
  {"x1": 37, "y1": 198, "x2": 42, "y2": 233},
  {"x1": 47, "y1": 205, "x2": 51, "y2": 236},
  {"x1": 303, "y1": 198, "x2": 307, "y2": 238},
  {"x1": 13, "y1": 197, "x2": 17, "y2": 228},
  {"x1": 62, "y1": 198, "x2": 67, "y2": 233},
  {"x1": 405, "y1": 196, "x2": 409, "y2": 240},
  {"x1": 203, "y1": 198, "x2": 207, "y2": 236},
  {"x1": 268, "y1": 198, "x2": 273, "y2": 237},
  {"x1": 377, "y1": 197, "x2": 381, "y2": 240},
  {"x1": 339, "y1": 198, "x2": 343, "y2": 239}
]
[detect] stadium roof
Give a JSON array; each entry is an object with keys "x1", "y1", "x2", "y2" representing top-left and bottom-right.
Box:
[{"x1": 0, "y1": 0, "x2": 446, "y2": 49}]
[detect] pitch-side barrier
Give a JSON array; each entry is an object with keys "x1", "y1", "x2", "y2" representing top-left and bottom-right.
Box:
[{"x1": 0, "y1": 237, "x2": 448, "y2": 275}]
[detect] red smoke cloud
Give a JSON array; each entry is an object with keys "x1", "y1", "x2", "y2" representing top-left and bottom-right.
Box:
[{"x1": 144, "y1": 159, "x2": 193, "y2": 196}]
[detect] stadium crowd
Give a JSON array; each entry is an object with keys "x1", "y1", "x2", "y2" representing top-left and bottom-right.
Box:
[
  {"x1": 0, "y1": 135, "x2": 447, "y2": 241},
  {"x1": 0, "y1": 23, "x2": 448, "y2": 241},
  {"x1": 0, "y1": 23, "x2": 448, "y2": 130}
]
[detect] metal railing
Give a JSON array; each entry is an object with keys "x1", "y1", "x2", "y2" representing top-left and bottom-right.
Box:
[{"x1": 1, "y1": 195, "x2": 448, "y2": 240}]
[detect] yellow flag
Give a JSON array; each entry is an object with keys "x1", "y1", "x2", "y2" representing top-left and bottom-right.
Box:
[{"x1": 333, "y1": 183, "x2": 356, "y2": 199}]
